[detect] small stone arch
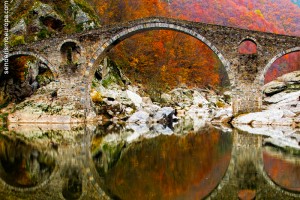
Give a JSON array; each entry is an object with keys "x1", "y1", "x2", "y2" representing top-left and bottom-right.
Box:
[
  {"x1": 257, "y1": 47, "x2": 300, "y2": 86},
  {"x1": 85, "y1": 19, "x2": 233, "y2": 86},
  {"x1": 59, "y1": 39, "x2": 83, "y2": 66},
  {"x1": 0, "y1": 51, "x2": 58, "y2": 78},
  {"x1": 238, "y1": 37, "x2": 258, "y2": 54}
]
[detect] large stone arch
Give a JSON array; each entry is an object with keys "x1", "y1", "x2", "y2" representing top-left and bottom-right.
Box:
[
  {"x1": 256, "y1": 46, "x2": 300, "y2": 86},
  {"x1": 85, "y1": 19, "x2": 233, "y2": 86},
  {"x1": 0, "y1": 51, "x2": 58, "y2": 78}
]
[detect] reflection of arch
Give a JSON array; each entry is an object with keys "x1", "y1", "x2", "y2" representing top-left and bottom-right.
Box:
[
  {"x1": 61, "y1": 167, "x2": 83, "y2": 200},
  {"x1": 259, "y1": 147, "x2": 300, "y2": 198},
  {"x1": 238, "y1": 37, "x2": 258, "y2": 54},
  {"x1": 85, "y1": 19, "x2": 232, "y2": 86},
  {"x1": 0, "y1": 51, "x2": 58, "y2": 78},
  {"x1": 0, "y1": 139, "x2": 59, "y2": 193},
  {"x1": 86, "y1": 127, "x2": 234, "y2": 199},
  {"x1": 58, "y1": 39, "x2": 82, "y2": 65},
  {"x1": 206, "y1": 144, "x2": 236, "y2": 199},
  {"x1": 257, "y1": 47, "x2": 300, "y2": 85}
]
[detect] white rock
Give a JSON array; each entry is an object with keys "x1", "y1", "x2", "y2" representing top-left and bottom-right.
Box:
[
  {"x1": 153, "y1": 124, "x2": 174, "y2": 135},
  {"x1": 153, "y1": 107, "x2": 175, "y2": 122},
  {"x1": 278, "y1": 70, "x2": 300, "y2": 84},
  {"x1": 232, "y1": 109, "x2": 285, "y2": 125},
  {"x1": 126, "y1": 90, "x2": 143, "y2": 108},
  {"x1": 263, "y1": 80, "x2": 286, "y2": 95},
  {"x1": 264, "y1": 90, "x2": 300, "y2": 104},
  {"x1": 10, "y1": 18, "x2": 27, "y2": 35},
  {"x1": 143, "y1": 104, "x2": 161, "y2": 114},
  {"x1": 192, "y1": 91, "x2": 208, "y2": 105},
  {"x1": 127, "y1": 111, "x2": 150, "y2": 124}
]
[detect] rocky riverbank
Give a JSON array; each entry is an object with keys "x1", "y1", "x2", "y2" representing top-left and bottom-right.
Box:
[{"x1": 232, "y1": 71, "x2": 300, "y2": 128}]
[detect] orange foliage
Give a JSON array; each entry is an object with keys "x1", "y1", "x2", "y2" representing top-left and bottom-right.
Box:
[
  {"x1": 238, "y1": 40, "x2": 257, "y2": 54},
  {"x1": 108, "y1": 30, "x2": 225, "y2": 94}
]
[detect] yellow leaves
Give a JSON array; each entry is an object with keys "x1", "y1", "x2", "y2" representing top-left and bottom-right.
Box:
[
  {"x1": 254, "y1": 9, "x2": 264, "y2": 18},
  {"x1": 90, "y1": 89, "x2": 103, "y2": 103}
]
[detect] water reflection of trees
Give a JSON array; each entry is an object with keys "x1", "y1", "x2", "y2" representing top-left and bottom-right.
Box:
[
  {"x1": 92, "y1": 128, "x2": 232, "y2": 200},
  {"x1": 0, "y1": 134, "x2": 56, "y2": 188}
]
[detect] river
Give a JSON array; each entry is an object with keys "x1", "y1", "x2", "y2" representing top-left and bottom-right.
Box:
[{"x1": 0, "y1": 122, "x2": 299, "y2": 200}]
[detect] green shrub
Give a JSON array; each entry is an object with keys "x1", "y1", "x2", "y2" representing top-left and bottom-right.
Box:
[{"x1": 9, "y1": 35, "x2": 25, "y2": 46}]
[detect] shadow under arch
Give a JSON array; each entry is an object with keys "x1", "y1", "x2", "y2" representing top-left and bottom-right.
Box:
[
  {"x1": 85, "y1": 18, "x2": 232, "y2": 86},
  {"x1": 0, "y1": 51, "x2": 58, "y2": 78},
  {"x1": 256, "y1": 46, "x2": 300, "y2": 86}
]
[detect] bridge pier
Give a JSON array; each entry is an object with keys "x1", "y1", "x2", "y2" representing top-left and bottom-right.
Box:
[{"x1": 232, "y1": 85, "x2": 263, "y2": 116}]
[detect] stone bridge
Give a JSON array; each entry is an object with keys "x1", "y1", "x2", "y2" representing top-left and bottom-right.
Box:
[{"x1": 1, "y1": 17, "x2": 300, "y2": 117}]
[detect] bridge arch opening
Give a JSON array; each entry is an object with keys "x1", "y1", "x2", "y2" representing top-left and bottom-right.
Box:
[
  {"x1": 0, "y1": 53, "x2": 55, "y2": 108},
  {"x1": 238, "y1": 39, "x2": 257, "y2": 55},
  {"x1": 60, "y1": 41, "x2": 81, "y2": 72},
  {"x1": 86, "y1": 21, "x2": 232, "y2": 85},
  {"x1": 258, "y1": 47, "x2": 300, "y2": 85},
  {"x1": 259, "y1": 48, "x2": 300, "y2": 104},
  {"x1": 86, "y1": 21, "x2": 233, "y2": 115}
]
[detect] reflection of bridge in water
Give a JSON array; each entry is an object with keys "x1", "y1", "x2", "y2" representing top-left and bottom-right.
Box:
[{"x1": 0, "y1": 126, "x2": 300, "y2": 199}]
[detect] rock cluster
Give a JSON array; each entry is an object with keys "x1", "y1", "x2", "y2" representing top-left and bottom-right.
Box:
[
  {"x1": 91, "y1": 59, "x2": 233, "y2": 126},
  {"x1": 233, "y1": 71, "x2": 300, "y2": 127}
]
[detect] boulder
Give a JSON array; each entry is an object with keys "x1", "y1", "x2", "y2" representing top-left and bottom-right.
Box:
[
  {"x1": 152, "y1": 124, "x2": 174, "y2": 135},
  {"x1": 127, "y1": 111, "x2": 150, "y2": 124},
  {"x1": 33, "y1": 2, "x2": 64, "y2": 30},
  {"x1": 278, "y1": 71, "x2": 300, "y2": 84},
  {"x1": 264, "y1": 90, "x2": 300, "y2": 104},
  {"x1": 192, "y1": 90, "x2": 208, "y2": 105},
  {"x1": 126, "y1": 90, "x2": 143, "y2": 108},
  {"x1": 153, "y1": 107, "x2": 175, "y2": 124},
  {"x1": 211, "y1": 107, "x2": 233, "y2": 123},
  {"x1": 232, "y1": 110, "x2": 283, "y2": 125},
  {"x1": 263, "y1": 81, "x2": 286, "y2": 96},
  {"x1": 74, "y1": 8, "x2": 90, "y2": 24},
  {"x1": 10, "y1": 18, "x2": 27, "y2": 35}
]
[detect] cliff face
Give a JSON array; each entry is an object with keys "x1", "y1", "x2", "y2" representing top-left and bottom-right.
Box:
[
  {"x1": 0, "y1": 0, "x2": 100, "y2": 115},
  {"x1": 2, "y1": 0, "x2": 100, "y2": 47}
]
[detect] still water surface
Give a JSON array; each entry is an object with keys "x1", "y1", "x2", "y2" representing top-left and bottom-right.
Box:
[{"x1": 0, "y1": 123, "x2": 299, "y2": 200}]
